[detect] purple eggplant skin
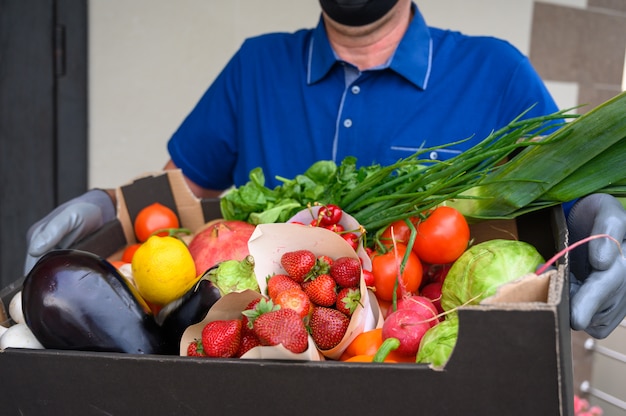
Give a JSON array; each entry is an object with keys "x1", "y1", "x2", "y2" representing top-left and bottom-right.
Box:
[
  {"x1": 156, "y1": 270, "x2": 222, "y2": 352},
  {"x1": 22, "y1": 249, "x2": 170, "y2": 354}
]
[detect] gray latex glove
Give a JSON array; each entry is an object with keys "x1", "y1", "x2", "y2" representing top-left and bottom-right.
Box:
[
  {"x1": 567, "y1": 193, "x2": 626, "y2": 339},
  {"x1": 24, "y1": 189, "x2": 116, "y2": 275}
]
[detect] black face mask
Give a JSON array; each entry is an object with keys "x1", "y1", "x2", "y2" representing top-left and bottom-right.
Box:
[{"x1": 319, "y1": 0, "x2": 400, "y2": 26}]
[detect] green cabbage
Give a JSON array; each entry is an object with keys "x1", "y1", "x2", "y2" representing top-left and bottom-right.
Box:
[
  {"x1": 441, "y1": 239, "x2": 544, "y2": 311},
  {"x1": 416, "y1": 315, "x2": 459, "y2": 367}
]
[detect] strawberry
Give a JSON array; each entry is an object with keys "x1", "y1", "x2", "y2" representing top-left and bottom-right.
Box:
[
  {"x1": 201, "y1": 319, "x2": 242, "y2": 358},
  {"x1": 186, "y1": 339, "x2": 205, "y2": 357},
  {"x1": 303, "y1": 273, "x2": 337, "y2": 307},
  {"x1": 280, "y1": 249, "x2": 317, "y2": 283},
  {"x1": 241, "y1": 298, "x2": 262, "y2": 330},
  {"x1": 266, "y1": 274, "x2": 301, "y2": 300},
  {"x1": 317, "y1": 254, "x2": 334, "y2": 269},
  {"x1": 274, "y1": 287, "x2": 313, "y2": 320},
  {"x1": 335, "y1": 287, "x2": 361, "y2": 317},
  {"x1": 330, "y1": 256, "x2": 361, "y2": 288},
  {"x1": 253, "y1": 307, "x2": 309, "y2": 354},
  {"x1": 236, "y1": 325, "x2": 262, "y2": 357},
  {"x1": 309, "y1": 306, "x2": 350, "y2": 350}
]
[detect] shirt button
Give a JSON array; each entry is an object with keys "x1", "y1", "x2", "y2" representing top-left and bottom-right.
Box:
[
  {"x1": 344, "y1": 119, "x2": 353, "y2": 128},
  {"x1": 429, "y1": 151, "x2": 438, "y2": 160},
  {"x1": 351, "y1": 85, "x2": 360, "y2": 94}
]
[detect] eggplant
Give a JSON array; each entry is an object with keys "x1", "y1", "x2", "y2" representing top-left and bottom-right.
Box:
[
  {"x1": 22, "y1": 249, "x2": 168, "y2": 354},
  {"x1": 156, "y1": 267, "x2": 222, "y2": 352}
]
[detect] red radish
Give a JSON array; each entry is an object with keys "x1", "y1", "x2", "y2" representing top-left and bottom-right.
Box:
[
  {"x1": 422, "y1": 263, "x2": 451, "y2": 285},
  {"x1": 396, "y1": 295, "x2": 439, "y2": 327},
  {"x1": 188, "y1": 219, "x2": 255, "y2": 274},
  {"x1": 382, "y1": 308, "x2": 432, "y2": 356},
  {"x1": 420, "y1": 282, "x2": 444, "y2": 315}
]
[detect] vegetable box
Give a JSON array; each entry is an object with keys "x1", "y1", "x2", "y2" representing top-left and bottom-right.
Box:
[{"x1": 0, "y1": 170, "x2": 575, "y2": 416}]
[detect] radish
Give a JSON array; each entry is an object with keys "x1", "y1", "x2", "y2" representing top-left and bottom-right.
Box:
[
  {"x1": 382, "y1": 308, "x2": 432, "y2": 356},
  {"x1": 396, "y1": 295, "x2": 439, "y2": 327},
  {"x1": 419, "y1": 282, "x2": 444, "y2": 315}
]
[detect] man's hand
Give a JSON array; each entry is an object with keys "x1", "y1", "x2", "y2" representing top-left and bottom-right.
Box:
[
  {"x1": 24, "y1": 189, "x2": 116, "y2": 275},
  {"x1": 567, "y1": 193, "x2": 626, "y2": 339}
]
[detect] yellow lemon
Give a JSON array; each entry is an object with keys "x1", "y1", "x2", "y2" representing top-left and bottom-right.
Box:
[{"x1": 131, "y1": 235, "x2": 198, "y2": 306}]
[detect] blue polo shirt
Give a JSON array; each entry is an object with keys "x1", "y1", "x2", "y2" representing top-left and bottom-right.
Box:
[{"x1": 168, "y1": 3, "x2": 559, "y2": 191}]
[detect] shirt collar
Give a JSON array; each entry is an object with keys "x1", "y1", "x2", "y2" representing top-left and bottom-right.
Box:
[{"x1": 307, "y1": 2, "x2": 432, "y2": 89}]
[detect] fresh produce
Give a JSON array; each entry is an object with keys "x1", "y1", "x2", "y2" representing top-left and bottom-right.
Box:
[
  {"x1": 221, "y1": 91, "x2": 626, "y2": 240},
  {"x1": 132, "y1": 235, "x2": 199, "y2": 306},
  {"x1": 266, "y1": 274, "x2": 301, "y2": 300},
  {"x1": 274, "y1": 287, "x2": 313, "y2": 320},
  {"x1": 8, "y1": 291, "x2": 25, "y2": 325},
  {"x1": 0, "y1": 323, "x2": 45, "y2": 350},
  {"x1": 22, "y1": 249, "x2": 168, "y2": 354},
  {"x1": 441, "y1": 239, "x2": 544, "y2": 311},
  {"x1": 243, "y1": 298, "x2": 309, "y2": 354},
  {"x1": 339, "y1": 328, "x2": 414, "y2": 363},
  {"x1": 335, "y1": 287, "x2": 361, "y2": 317},
  {"x1": 156, "y1": 277, "x2": 222, "y2": 352},
  {"x1": 411, "y1": 206, "x2": 470, "y2": 264},
  {"x1": 330, "y1": 256, "x2": 361, "y2": 288},
  {"x1": 309, "y1": 306, "x2": 350, "y2": 350},
  {"x1": 134, "y1": 202, "x2": 180, "y2": 242},
  {"x1": 204, "y1": 255, "x2": 259, "y2": 296},
  {"x1": 187, "y1": 219, "x2": 256, "y2": 275},
  {"x1": 302, "y1": 274, "x2": 337, "y2": 307},
  {"x1": 201, "y1": 319, "x2": 242, "y2": 358},
  {"x1": 122, "y1": 243, "x2": 141, "y2": 263},
  {"x1": 395, "y1": 295, "x2": 439, "y2": 328},
  {"x1": 280, "y1": 249, "x2": 317, "y2": 283},
  {"x1": 382, "y1": 308, "x2": 432, "y2": 357},
  {"x1": 371, "y1": 243, "x2": 422, "y2": 302},
  {"x1": 420, "y1": 282, "x2": 444, "y2": 314},
  {"x1": 416, "y1": 315, "x2": 459, "y2": 367}
]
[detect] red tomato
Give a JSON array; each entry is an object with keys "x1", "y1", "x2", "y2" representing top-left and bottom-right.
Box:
[
  {"x1": 412, "y1": 206, "x2": 470, "y2": 264},
  {"x1": 134, "y1": 203, "x2": 180, "y2": 242},
  {"x1": 379, "y1": 217, "x2": 419, "y2": 247},
  {"x1": 121, "y1": 243, "x2": 141, "y2": 263},
  {"x1": 371, "y1": 244, "x2": 423, "y2": 302}
]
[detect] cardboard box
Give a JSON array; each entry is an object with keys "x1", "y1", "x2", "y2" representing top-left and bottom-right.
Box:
[{"x1": 0, "y1": 171, "x2": 574, "y2": 415}]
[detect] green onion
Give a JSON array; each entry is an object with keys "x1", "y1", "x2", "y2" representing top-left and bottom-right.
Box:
[{"x1": 221, "y1": 91, "x2": 626, "y2": 239}]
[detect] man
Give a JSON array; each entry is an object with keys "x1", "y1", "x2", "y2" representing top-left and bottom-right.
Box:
[{"x1": 24, "y1": 0, "x2": 626, "y2": 338}]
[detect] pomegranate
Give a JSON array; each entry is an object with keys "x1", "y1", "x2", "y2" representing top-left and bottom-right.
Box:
[{"x1": 188, "y1": 219, "x2": 256, "y2": 274}]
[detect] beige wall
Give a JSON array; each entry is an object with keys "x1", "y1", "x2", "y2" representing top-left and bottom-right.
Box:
[{"x1": 88, "y1": 3, "x2": 625, "y2": 413}]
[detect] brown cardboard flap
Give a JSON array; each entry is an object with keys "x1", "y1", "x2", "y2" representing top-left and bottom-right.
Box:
[
  {"x1": 481, "y1": 271, "x2": 553, "y2": 305},
  {"x1": 469, "y1": 219, "x2": 518, "y2": 244},
  {"x1": 480, "y1": 265, "x2": 565, "y2": 306},
  {"x1": 115, "y1": 170, "x2": 206, "y2": 244}
]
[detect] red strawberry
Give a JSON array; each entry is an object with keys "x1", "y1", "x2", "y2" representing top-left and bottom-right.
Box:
[
  {"x1": 201, "y1": 319, "x2": 242, "y2": 358},
  {"x1": 241, "y1": 298, "x2": 262, "y2": 330},
  {"x1": 303, "y1": 273, "x2": 337, "y2": 307},
  {"x1": 335, "y1": 287, "x2": 361, "y2": 317},
  {"x1": 317, "y1": 255, "x2": 334, "y2": 269},
  {"x1": 274, "y1": 287, "x2": 313, "y2": 320},
  {"x1": 266, "y1": 274, "x2": 301, "y2": 300},
  {"x1": 186, "y1": 339, "x2": 205, "y2": 357},
  {"x1": 330, "y1": 256, "x2": 361, "y2": 288},
  {"x1": 236, "y1": 326, "x2": 262, "y2": 357},
  {"x1": 281, "y1": 249, "x2": 317, "y2": 283},
  {"x1": 253, "y1": 307, "x2": 309, "y2": 354},
  {"x1": 309, "y1": 306, "x2": 350, "y2": 350}
]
